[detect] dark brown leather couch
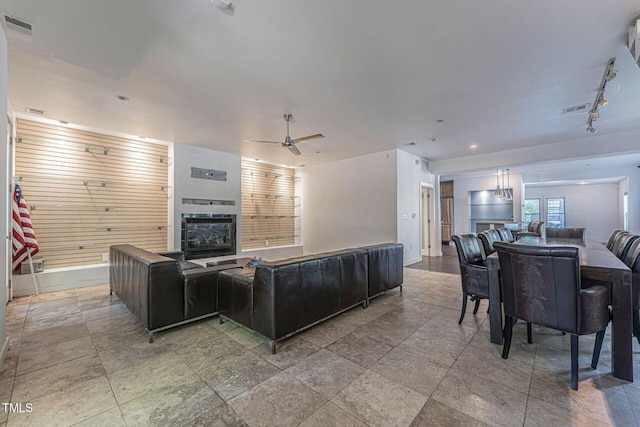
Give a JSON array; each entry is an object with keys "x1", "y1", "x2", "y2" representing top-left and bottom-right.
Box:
[
  {"x1": 219, "y1": 243, "x2": 403, "y2": 353},
  {"x1": 360, "y1": 243, "x2": 404, "y2": 304},
  {"x1": 109, "y1": 244, "x2": 221, "y2": 341}
]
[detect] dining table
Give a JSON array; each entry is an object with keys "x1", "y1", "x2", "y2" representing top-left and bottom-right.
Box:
[{"x1": 486, "y1": 236, "x2": 633, "y2": 382}]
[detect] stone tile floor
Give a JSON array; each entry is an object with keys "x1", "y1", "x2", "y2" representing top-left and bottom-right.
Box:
[{"x1": 2, "y1": 268, "x2": 640, "y2": 426}]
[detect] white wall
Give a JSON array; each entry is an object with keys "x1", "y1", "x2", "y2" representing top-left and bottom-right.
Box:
[
  {"x1": 521, "y1": 165, "x2": 640, "y2": 236},
  {"x1": 172, "y1": 143, "x2": 241, "y2": 252},
  {"x1": 450, "y1": 172, "x2": 523, "y2": 235},
  {"x1": 0, "y1": 26, "x2": 8, "y2": 368},
  {"x1": 525, "y1": 183, "x2": 619, "y2": 241},
  {"x1": 396, "y1": 150, "x2": 437, "y2": 264},
  {"x1": 302, "y1": 150, "x2": 397, "y2": 255}
]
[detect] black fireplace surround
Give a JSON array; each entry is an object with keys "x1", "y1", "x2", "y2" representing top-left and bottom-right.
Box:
[{"x1": 181, "y1": 214, "x2": 236, "y2": 259}]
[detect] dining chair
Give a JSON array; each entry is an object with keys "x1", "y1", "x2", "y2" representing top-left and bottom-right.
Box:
[
  {"x1": 612, "y1": 233, "x2": 639, "y2": 260},
  {"x1": 622, "y1": 238, "x2": 640, "y2": 345},
  {"x1": 451, "y1": 234, "x2": 489, "y2": 324},
  {"x1": 497, "y1": 228, "x2": 515, "y2": 243},
  {"x1": 516, "y1": 221, "x2": 544, "y2": 238},
  {"x1": 494, "y1": 241, "x2": 610, "y2": 390},
  {"x1": 545, "y1": 227, "x2": 586, "y2": 239},
  {"x1": 478, "y1": 229, "x2": 501, "y2": 256},
  {"x1": 606, "y1": 229, "x2": 626, "y2": 250}
]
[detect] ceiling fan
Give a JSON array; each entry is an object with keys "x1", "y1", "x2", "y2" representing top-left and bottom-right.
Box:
[{"x1": 244, "y1": 114, "x2": 324, "y2": 156}]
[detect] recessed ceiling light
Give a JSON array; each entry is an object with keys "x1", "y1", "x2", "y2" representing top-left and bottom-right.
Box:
[
  {"x1": 59, "y1": 120, "x2": 69, "y2": 125},
  {"x1": 429, "y1": 137, "x2": 438, "y2": 142},
  {"x1": 315, "y1": 150, "x2": 321, "y2": 154},
  {"x1": 138, "y1": 136, "x2": 146, "y2": 140},
  {"x1": 117, "y1": 95, "x2": 130, "y2": 101},
  {"x1": 580, "y1": 181, "x2": 587, "y2": 185},
  {"x1": 409, "y1": 142, "x2": 416, "y2": 146},
  {"x1": 254, "y1": 158, "x2": 260, "y2": 162},
  {"x1": 585, "y1": 164, "x2": 591, "y2": 167},
  {"x1": 436, "y1": 119, "x2": 444, "y2": 123},
  {"x1": 470, "y1": 144, "x2": 478, "y2": 149}
]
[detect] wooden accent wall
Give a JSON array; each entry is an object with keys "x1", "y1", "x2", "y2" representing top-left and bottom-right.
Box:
[
  {"x1": 241, "y1": 160, "x2": 297, "y2": 250},
  {"x1": 14, "y1": 120, "x2": 168, "y2": 269}
]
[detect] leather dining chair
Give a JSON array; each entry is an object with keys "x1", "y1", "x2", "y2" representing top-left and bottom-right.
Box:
[
  {"x1": 478, "y1": 229, "x2": 501, "y2": 256},
  {"x1": 622, "y1": 238, "x2": 640, "y2": 345},
  {"x1": 545, "y1": 227, "x2": 586, "y2": 239},
  {"x1": 611, "y1": 233, "x2": 639, "y2": 261},
  {"x1": 451, "y1": 235, "x2": 489, "y2": 325},
  {"x1": 497, "y1": 228, "x2": 515, "y2": 243},
  {"x1": 606, "y1": 230, "x2": 626, "y2": 250},
  {"x1": 494, "y1": 241, "x2": 610, "y2": 390},
  {"x1": 516, "y1": 221, "x2": 544, "y2": 238}
]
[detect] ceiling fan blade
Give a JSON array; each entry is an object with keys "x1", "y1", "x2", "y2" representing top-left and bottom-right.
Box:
[
  {"x1": 287, "y1": 145, "x2": 302, "y2": 156},
  {"x1": 243, "y1": 139, "x2": 282, "y2": 144},
  {"x1": 293, "y1": 133, "x2": 324, "y2": 143}
]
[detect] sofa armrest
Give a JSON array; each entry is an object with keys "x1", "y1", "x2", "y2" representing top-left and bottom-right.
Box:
[{"x1": 157, "y1": 251, "x2": 186, "y2": 261}]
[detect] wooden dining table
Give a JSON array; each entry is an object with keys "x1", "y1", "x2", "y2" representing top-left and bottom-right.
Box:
[{"x1": 486, "y1": 236, "x2": 633, "y2": 382}]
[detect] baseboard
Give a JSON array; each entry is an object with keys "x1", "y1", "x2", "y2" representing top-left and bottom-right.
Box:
[
  {"x1": 12, "y1": 264, "x2": 109, "y2": 297},
  {"x1": 404, "y1": 256, "x2": 422, "y2": 266}
]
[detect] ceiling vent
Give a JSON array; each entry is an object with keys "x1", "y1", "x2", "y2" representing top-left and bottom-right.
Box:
[
  {"x1": 562, "y1": 103, "x2": 590, "y2": 114},
  {"x1": 25, "y1": 107, "x2": 45, "y2": 116},
  {"x1": 2, "y1": 14, "x2": 34, "y2": 39}
]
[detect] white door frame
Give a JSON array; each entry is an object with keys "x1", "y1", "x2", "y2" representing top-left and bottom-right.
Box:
[{"x1": 420, "y1": 183, "x2": 436, "y2": 257}]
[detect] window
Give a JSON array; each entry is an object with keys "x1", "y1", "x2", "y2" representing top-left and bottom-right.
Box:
[
  {"x1": 546, "y1": 197, "x2": 566, "y2": 228},
  {"x1": 523, "y1": 198, "x2": 540, "y2": 224}
]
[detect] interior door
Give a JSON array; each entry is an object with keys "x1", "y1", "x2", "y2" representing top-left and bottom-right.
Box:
[{"x1": 421, "y1": 188, "x2": 431, "y2": 256}]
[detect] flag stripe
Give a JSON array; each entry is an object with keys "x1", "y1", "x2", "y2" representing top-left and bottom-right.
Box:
[{"x1": 12, "y1": 184, "x2": 39, "y2": 272}]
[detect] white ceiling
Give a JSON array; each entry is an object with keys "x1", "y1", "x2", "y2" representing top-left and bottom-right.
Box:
[{"x1": 3, "y1": 1, "x2": 640, "y2": 172}]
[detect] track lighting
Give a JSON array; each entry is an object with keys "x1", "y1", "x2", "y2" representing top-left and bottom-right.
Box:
[
  {"x1": 604, "y1": 69, "x2": 617, "y2": 81},
  {"x1": 598, "y1": 95, "x2": 608, "y2": 106},
  {"x1": 586, "y1": 58, "x2": 615, "y2": 132}
]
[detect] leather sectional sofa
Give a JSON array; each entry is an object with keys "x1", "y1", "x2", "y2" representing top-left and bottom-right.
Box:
[
  {"x1": 109, "y1": 244, "x2": 222, "y2": 342},
  {"x1": 109, "y1": 242, "x2": 403, "y2": 349},
  {"x1": 219, "y1": 243, "x2": 403, "y2": 353}
]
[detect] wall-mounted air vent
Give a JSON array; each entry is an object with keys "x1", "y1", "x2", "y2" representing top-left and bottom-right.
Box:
[
  {"x1": 2, "y1": 14, "x2": 33, "y2": 38},
  {"x1": 25, "y1": 107, "x2": 45, "y2": 116},
  {"x1": 562, "y1": 103, "x2": 590, "y2": 114}
]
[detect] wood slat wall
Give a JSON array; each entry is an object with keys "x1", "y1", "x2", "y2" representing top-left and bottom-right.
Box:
[
  {"x1": 14, "y1": 119, "x2": 168, "y2": 269},
  {"x1": 241, "y1": 160, "x2": 297, "y2": 250}
]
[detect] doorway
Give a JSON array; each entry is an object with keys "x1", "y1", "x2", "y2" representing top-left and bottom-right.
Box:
[{"x1": 421, "y1": 185, "x2": 435, "y2": 257}]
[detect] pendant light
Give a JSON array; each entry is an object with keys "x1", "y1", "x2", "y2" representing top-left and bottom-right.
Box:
[
  {"x1": 493, "y1": 169, "x2": 504, "y2": 197},
  {"x1": 504, "y1": 168, "x2": 512, "y2": 200}
]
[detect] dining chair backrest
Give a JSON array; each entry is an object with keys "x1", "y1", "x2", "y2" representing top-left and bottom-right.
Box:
[
  {"x1": 545, "y1": 227, "x2": 586, "y2": 239},
  {"x1": 623, "y1": 238, "x2": 640, "y2": 310},
  {"x1": 494, "y1": 241, "x2": 581, "y2": 334},
  {"x1": 612, "y1": 234, "x2": 639, "y2": 260},
  {"x1": 497, "y1": 228, "x2": 515, "y2": 243},
  {"x1": 606, "y1": 230, "x2": 626, "y2": 250},
  {"x1": 452, "y1": 234, "x2": 486, "y2": 266},
  {"x1": 527, "y1": 221, "x2": 544, "y2": 237},
  {"x1": 478, "y1": 229, "x2": 501, "y2": 256}
]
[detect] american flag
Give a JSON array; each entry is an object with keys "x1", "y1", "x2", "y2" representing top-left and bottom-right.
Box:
[{"x1": 12, "y1": 184, "x2": 39, "y2": 272}]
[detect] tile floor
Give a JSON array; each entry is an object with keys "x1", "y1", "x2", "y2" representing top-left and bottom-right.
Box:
[{"x1": 2, "y1": 267, "x2": 640, "y2": 426}]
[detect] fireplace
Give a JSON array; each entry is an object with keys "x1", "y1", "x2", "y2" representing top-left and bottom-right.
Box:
[{"x1": 181, "y1": 214, "x2": 236, "y2": 259}]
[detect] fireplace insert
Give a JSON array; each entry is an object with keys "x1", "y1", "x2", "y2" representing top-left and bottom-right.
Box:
[{"x1": 181, "y1": 214, "x2": 236, "y2": 259}]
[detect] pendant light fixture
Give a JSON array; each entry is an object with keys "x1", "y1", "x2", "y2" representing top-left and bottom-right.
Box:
[
  {"x1": 493, "y1": 169, "x2": 504, "y2": 198},
  {"x1": 504, "y1": 168, "x2": 512, "y2": 200}
]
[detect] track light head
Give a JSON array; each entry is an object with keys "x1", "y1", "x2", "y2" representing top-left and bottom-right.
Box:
[
  {"x1": 590, "y1": 111, "x2": 599, "y2": 121},
  {"x1": 598, "y1": 95, "x2": 608, "y2": 106},
  {"x1": 587, "y1": 125, "x2": 597, "y2": 133},
  {"x1": 605, "y1": 70, "x2": 617, "y2": 81}
]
